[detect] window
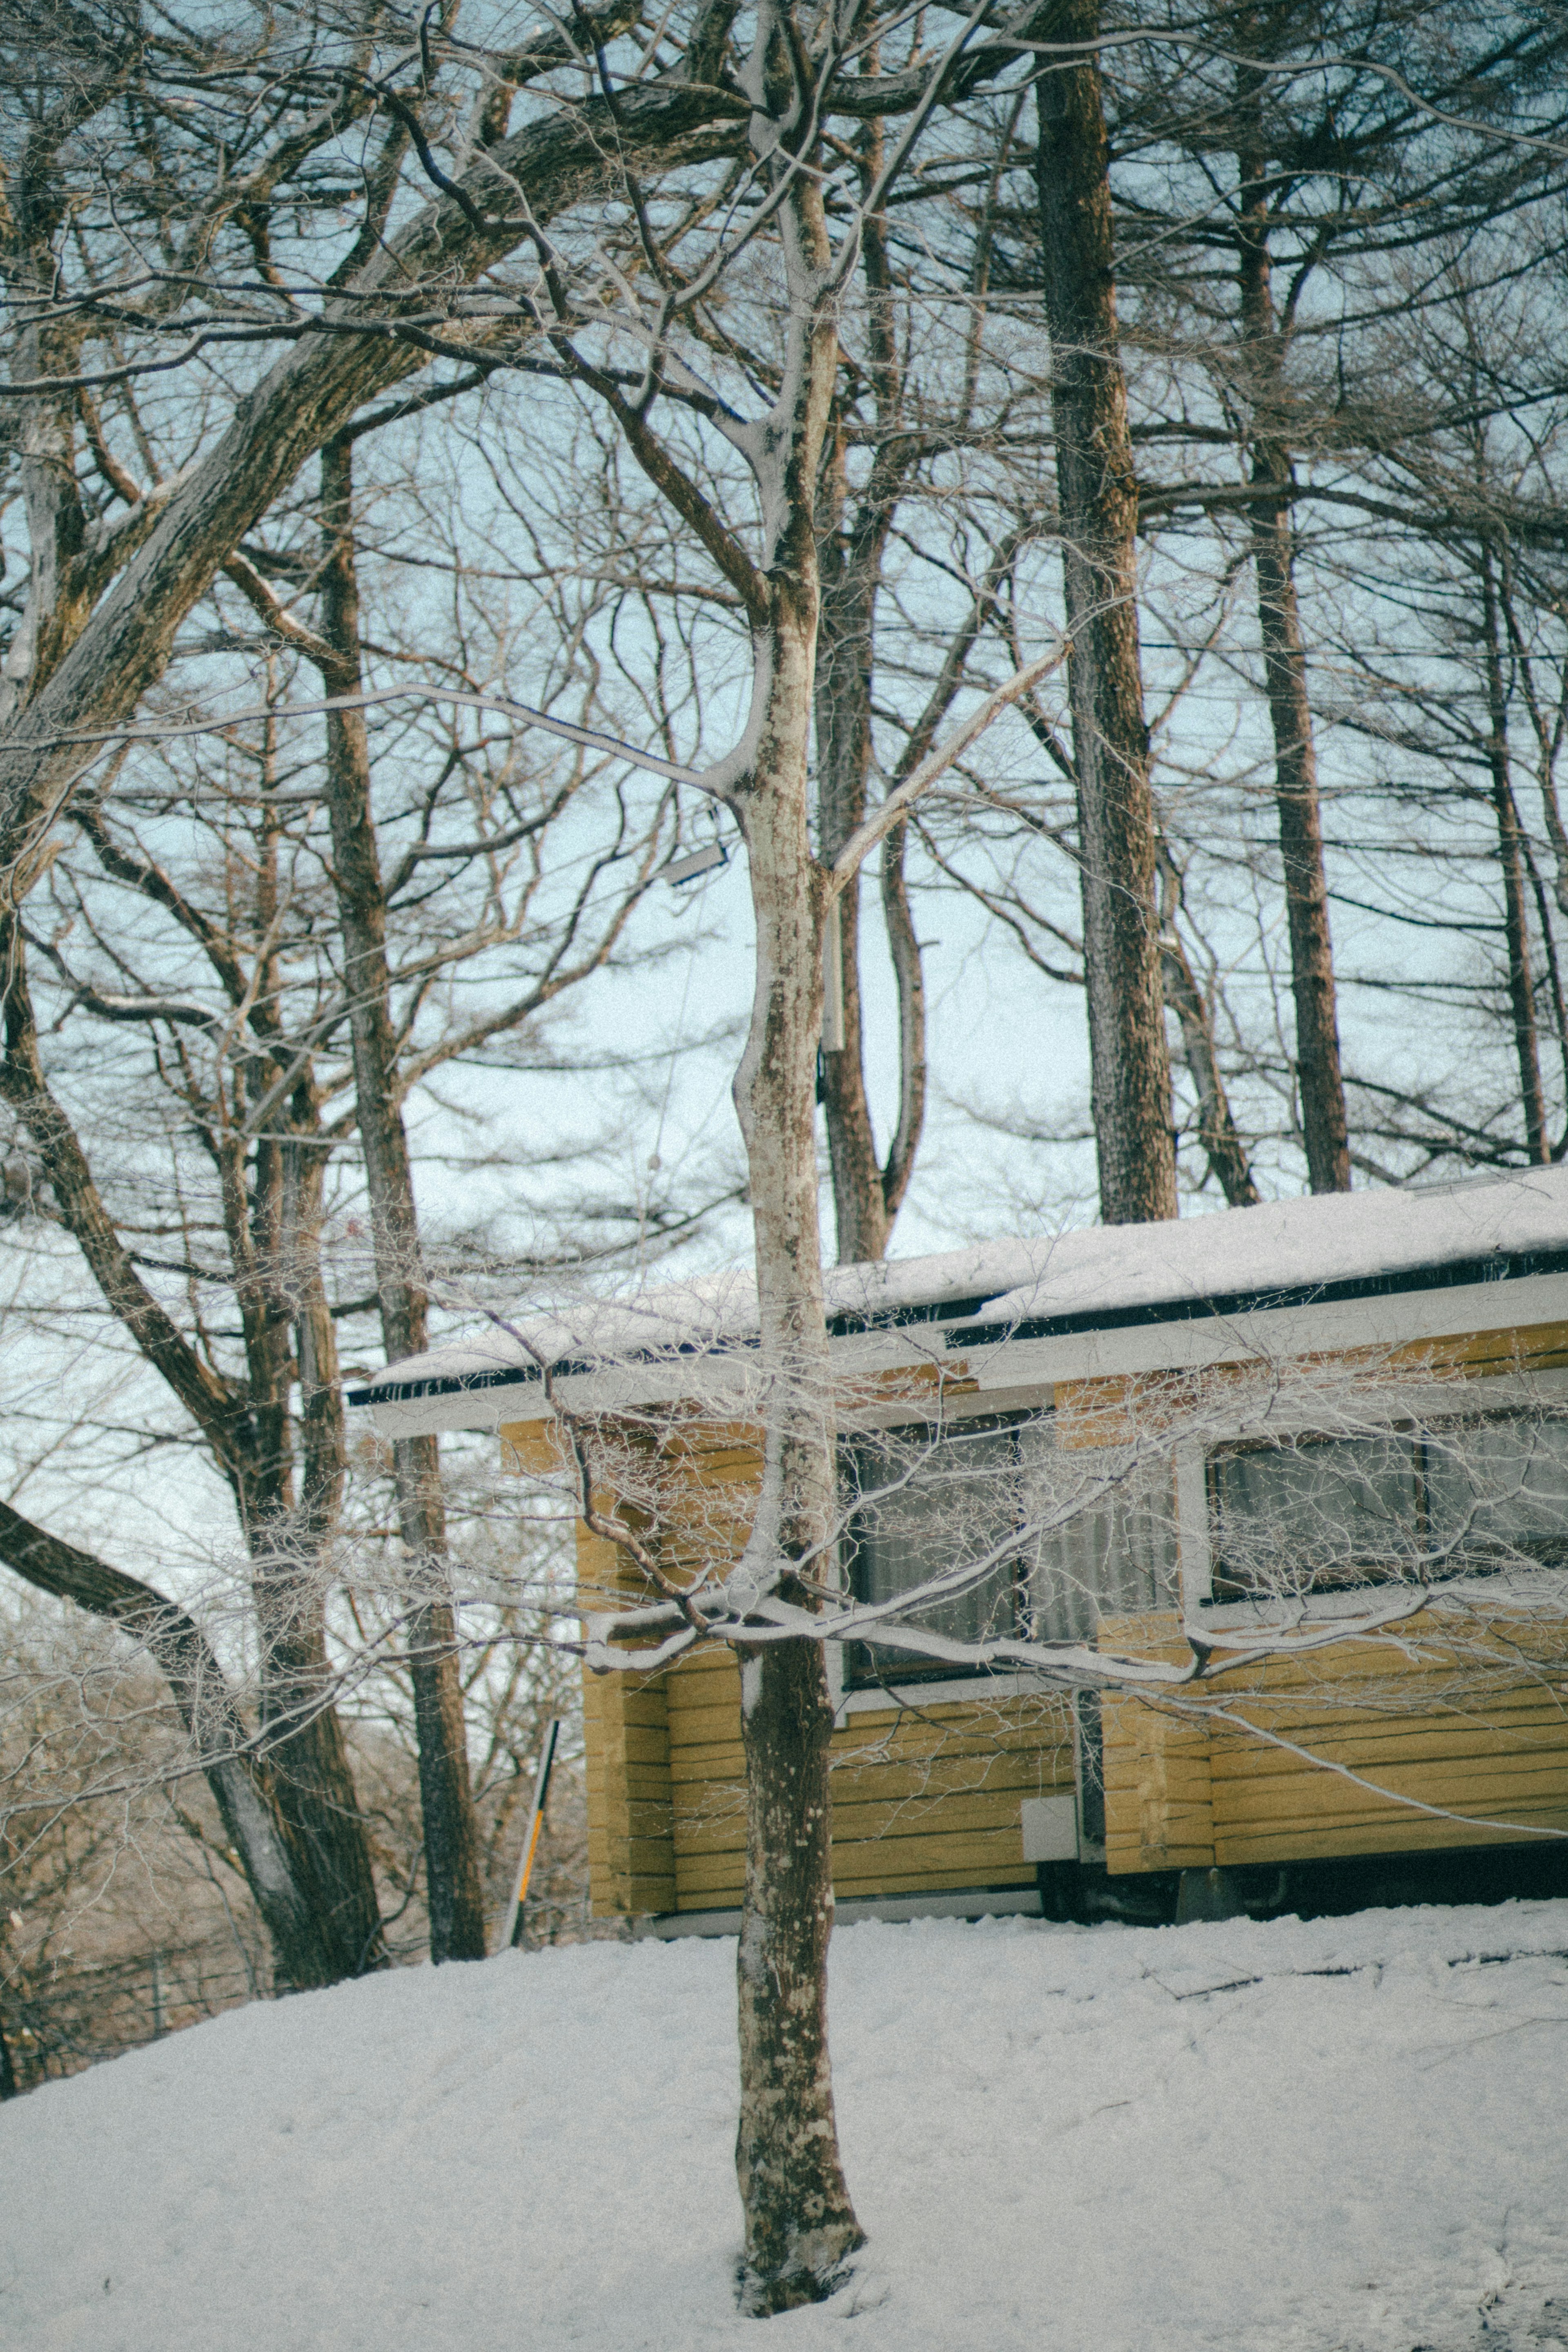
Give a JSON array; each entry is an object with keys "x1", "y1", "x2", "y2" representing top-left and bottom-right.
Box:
[
  {"x1": 840, "y1": 1418, "x2": 1178, "y2": 1687},
  {"x1": 1423, "y1": 1412, "x2": 1568, "y2": 1568},
  {"x1": 842, "y1": 1423, "x2": 1022, "y2": 1687},
  {"x1": 1207, "y1": 1409, "x2": 1568, "y2": 1602}
]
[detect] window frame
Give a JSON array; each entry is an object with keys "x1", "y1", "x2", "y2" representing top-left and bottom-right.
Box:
[
  {"x1": 1187, "y1": 1386, "x2": 1568, "y2": 1623},
  {"x1": 837, "y1": 1411, "x2": 1041, "y2": 1694}
]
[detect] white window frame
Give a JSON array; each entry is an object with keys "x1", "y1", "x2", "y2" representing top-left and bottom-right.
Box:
[{"x1": 1177, "y1": 1368, "x2": 1568, "y2": 1632}]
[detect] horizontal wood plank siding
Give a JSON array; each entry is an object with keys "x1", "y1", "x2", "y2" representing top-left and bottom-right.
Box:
[
  {"x1": 518, "y1": 1312, "x2": 1568, "y2": 1903},
  {"x1": 1207, "y1": 1638, "x2": 1568, "y2": 1866},
  {"x1": 664, "y1": 1651, "x2": 1075, "y2": 1911}
]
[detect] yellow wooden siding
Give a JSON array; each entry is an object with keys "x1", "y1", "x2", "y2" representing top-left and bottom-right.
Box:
[
  {"x1": 659, "y1": 1645, "x2": 1074, "y2": 1912},
  {"x1": 1098, "y1": 1609, "x2": 1568, "y2": 1873},
  {"x1": 1206, "y1": 1635, "x2": 1568, "y2": 1867},
  {"x1": 523, "y1": 1312, "x2": 1568, "y2": 1903}
]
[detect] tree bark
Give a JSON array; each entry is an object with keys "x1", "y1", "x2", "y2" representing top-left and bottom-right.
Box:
[
  {"x1": 1156, "y1": 848, "x2": 1259, "y2": 1206},
  {"x1": 814, "y1": 432, "x2": 925, "y2": 1264},
  {"x1": 0, "y1": 928, "x2": 385, "y2": 1981},
  {"x1": 0, "y1": 1498, "x2": 357, "y2": 1989},
  {"x1": 1479, "y1": 544, "x2": 1548, "y2": 1160},
  {"x1": 722, "y1": 107, "x2": 862, "y2": 2315},
  {"x1": 1234, "y1": 106, "x2": 1350, "y2": 1195},
  {"x1": 731, "y1": 579, "x2": 863, "y2": 2301},
  {"x1": 813, "y1": 136, "x2": 926, "y2": 1268},
  {"x1": 318, "y1": 439, "x2": 488, "y2": 1963},
  {"x1": 1035, "y1": 3, "x2": 1176, "y2": 1225}
]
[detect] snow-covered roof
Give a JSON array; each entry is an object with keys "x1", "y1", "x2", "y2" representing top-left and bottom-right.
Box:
[{"x1": 346, "y1": 1167, "x2": 1568, "y2": 1429}]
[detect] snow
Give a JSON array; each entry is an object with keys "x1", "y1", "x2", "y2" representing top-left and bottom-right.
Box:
[
  {"x1": 7, "y1": 1901, "x2": 1568, "y2": 2351},
  {"x1": 353, "y1": 1166, "x2": 1568, "y2": 1417},
  {"x1": 973, "y1": 1164, "x2": 1568, "y2": 1329}
]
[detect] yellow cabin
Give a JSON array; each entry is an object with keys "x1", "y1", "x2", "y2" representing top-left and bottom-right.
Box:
[{"x1": 350, "y1": 1170, "x2": 1568, "y2": 1929}]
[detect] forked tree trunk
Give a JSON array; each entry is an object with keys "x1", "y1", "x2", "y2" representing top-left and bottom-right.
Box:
[
  {"x1": 1035, "y1": 2, "x2": 1176, "y2": 1225},
  {"x1": 0, "y1": 927, "x2": 384, "y2": 1983},
  {"x1": 1234, "y1": 106, "x2": 1350, "y2": 1195},
  {"x1": 716, "y1": 105, "x2": 863, "y2": 2307},
  {"x1": 319, "y1": 439, "x2": 488, "y2": 1963},
  {"x1": 731, "y1": 576, "x2": 863, "y2": 2310}
]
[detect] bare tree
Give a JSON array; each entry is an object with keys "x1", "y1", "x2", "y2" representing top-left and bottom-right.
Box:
[{"x1": 0, "y1": 1511, "x2": 355, "y2": 1989}]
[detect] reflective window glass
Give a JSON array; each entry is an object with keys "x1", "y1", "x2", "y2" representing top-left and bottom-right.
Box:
[
  {"x1": 843, "y1": 1426, "x2": 1022, "y2": 1686},
  {"x1": 1209, "y1": 1433, "x2": 1422, "y2": 1598}
]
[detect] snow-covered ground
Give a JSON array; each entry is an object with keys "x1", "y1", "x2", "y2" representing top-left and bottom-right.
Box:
[{"x1": 6, "y1": 1903, "x2": 1568, "y2": 2352}]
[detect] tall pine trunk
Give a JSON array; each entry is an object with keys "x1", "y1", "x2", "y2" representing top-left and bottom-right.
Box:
[
  {"x1": 1479, "y1": 543, "x2": 1548, "y2": 1159},
  {"x1": 1036, "y1": 1, "x2": 1176, "y2": 1225},
  {"x1": 318, "y1": 439, "x2": 488, "y2": 1963},
  {"x1": 1235, "y1": 102, "x2": 1350, "y2": 1194}
]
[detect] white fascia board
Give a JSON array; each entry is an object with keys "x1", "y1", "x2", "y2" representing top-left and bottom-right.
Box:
[
  {"x1": 351, "y1": 1271, "x2": 1568, "y2": 1443},
  {"x1": 354, "y1": 1344, "x2": 765, "y2": 1442},
  {"x1": 958, "y1": 1271, "x2": 1568, "y2": 1392}
]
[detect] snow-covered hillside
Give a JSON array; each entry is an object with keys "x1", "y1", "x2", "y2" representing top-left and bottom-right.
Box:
[{"x1": 6, "y1": 1905, "x2": 1568, "y2": 2352}]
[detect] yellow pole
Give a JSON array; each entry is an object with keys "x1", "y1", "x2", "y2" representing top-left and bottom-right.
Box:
[{"x1": 498, "y1": 1717, "x2": 560, "y2": 1953}]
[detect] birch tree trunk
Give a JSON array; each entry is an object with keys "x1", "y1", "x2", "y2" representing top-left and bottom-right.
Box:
[
  {"x1": 1035, "y1": 1, "x2": 1176, "y2": 1225},
  {"x1": 318, "y1": 440, "x2": 489, "y2": 1963}
]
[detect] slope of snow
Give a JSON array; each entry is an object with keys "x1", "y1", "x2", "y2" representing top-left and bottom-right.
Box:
[
  {"x1": 354, "y1": 1166, "x2": 1568, "y2": 1412},
  {"x1": 6, "y1": 1903, "x2": 1568, "y2": 2351}
]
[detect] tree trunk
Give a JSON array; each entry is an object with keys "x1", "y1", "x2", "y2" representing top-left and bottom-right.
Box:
[
  {"x1": 0, "y1": 1499, "x2": 356, "y2": 1989},
  {"x1": 731, "y1": 577, "x2": 863, "y2": 2308},
  {"x1": 721, "y1": 118, "x2": 863, "y2": 2307},
  {"x1": 815, "y1": 510, "x2": 925, "y2": 1264},
  {"x1": 1156, "y1": 848, "x2": 1259, "y2": 1206},
  {"x1": 735, "y1": 1630, "x2": 849, "y2": 2309},
  {"x1": 1035, "y1": 3, "x2": 1176, "y2": 1226},
  {"x1": 815, "y1": 476, "x2": 895, "y2": 1263},
  {"x1": 319, "y1": 439, "x2": 488, "y2": 1963},
  {"x1": 1234, "y1": 112, "x2": 1351, "y2": 1195},
  {"x1": 0, "y1": 932, "x2": 384, "y2": 1982},
  {"x1": 1480, "y1": 545, "x2": 1548, "y2": 1160},
  {"x1": 813, "y1": 144, "x2": 926, "y2": 1268}
]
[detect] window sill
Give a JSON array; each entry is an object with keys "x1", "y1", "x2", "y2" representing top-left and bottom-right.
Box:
[{"x1": 832, "y1": 1667, "x2": 1063, "y2": 1722}]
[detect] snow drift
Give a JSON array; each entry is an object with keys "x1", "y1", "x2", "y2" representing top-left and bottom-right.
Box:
[{"x1": 5, "y1": 1904, "x2": 1568, "y2": 2351}]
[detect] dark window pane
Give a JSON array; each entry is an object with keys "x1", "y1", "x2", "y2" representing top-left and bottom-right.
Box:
[
  {"x1": 1210, "y1": 1433, "x2": 1421, "y2": 1597},
  {"x1": 1423, "y1": 1413, "x2": 1568, "y2": 1569},
  {"x1": 844, "y1": 1427, "x2": 1021, "y2": 1685}
]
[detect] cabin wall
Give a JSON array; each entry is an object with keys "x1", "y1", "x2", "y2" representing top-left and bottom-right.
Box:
[
  {"x1": 528, "y1": 1419, "x2": 1074, "y2": 1919},
  {"x1": 658, "y1": 1643, "x2": 1075, "y2": 1914},
  {"x1": 1091, "y1": 1309, "x2": 1568, "y2": 1875},
  {"x1": 514, "y1": 1310, "x2": 1568, "y2": 1912},
  {"x1": 1099, "y1": 1611, "x2": 1568, "y2": 1873}
]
